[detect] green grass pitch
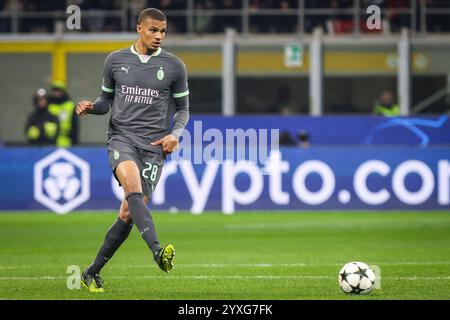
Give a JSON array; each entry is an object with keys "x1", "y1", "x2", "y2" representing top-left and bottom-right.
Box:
[{"x1": 0, "y1": 211, "x2": 449, "y2": 300}]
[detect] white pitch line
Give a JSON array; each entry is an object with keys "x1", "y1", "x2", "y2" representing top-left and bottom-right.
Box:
[
  {"x1": 123, "y1": 261, "x2": 450, "y2": 268},
  {"x1": 140, "y1": 263, "x2": 311, "y2": 268},
  {"x1": 0, "y1": 275, "x2": 332, "y2": 281},
  {"x1": 0, "y1": 276, "x2": 61, "y2": 280},
  {"x1": 397, "y1": 276, "x2": 450, "y2": 281},
  {"x1": 2, "y1": 261, "x2": 450, "y2": 270},
  {"x1": 0, "y1": 275, "x2": 449, "y2": 281},
  {"x1": 222, "y1": 223, "x2": 410, "y2": 230},
  {"x1": 173, "y1": 261, "x2": 450, "y2": 267}
]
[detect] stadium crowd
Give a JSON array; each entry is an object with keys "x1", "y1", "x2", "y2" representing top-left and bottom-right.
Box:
[{"x1": 0, "y1": 0, "x2": 450, "y2": 34}]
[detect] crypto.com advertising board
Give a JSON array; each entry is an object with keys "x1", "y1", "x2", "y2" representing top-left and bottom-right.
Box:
[{"x1": 0, "y1": 146, "x2": 448, "y2": 214}]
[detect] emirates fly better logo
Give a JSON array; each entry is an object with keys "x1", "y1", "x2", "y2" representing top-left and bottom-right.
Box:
[
  {"x1": 34, "y1": 149, "x2": 90, "y2": 214},
  {"x1": 121, "y1": 85, "x2": 160, "y2": 104}
]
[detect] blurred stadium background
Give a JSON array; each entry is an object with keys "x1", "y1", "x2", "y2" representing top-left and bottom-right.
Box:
[{"x1": 0, "y1": 0, "x2": 449, "y2": 300}]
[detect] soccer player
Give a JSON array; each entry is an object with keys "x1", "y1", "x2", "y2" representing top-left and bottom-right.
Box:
[{"x1": 76, "y1": 8, "x2": 190, "y2": 293}]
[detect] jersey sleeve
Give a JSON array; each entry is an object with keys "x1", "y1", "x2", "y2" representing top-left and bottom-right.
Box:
[
  {"x1": 171, "y1": 59, "x2": 189, "y2": 99},
  {"x1": 101, "y1": 53, "x2": 115, "y2": 93},
  {"x1": 170, "y1": 58, "x2": 190, "y2": 138}
]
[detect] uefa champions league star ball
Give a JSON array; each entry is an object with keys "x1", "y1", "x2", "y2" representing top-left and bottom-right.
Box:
[{"x1": 338, "y1": 262, "x2": 376, "y2": 295}]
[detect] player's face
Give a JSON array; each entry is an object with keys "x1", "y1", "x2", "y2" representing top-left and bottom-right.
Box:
[{"x1": 137, "y1": 18, "x2": 167, "y2": 52}]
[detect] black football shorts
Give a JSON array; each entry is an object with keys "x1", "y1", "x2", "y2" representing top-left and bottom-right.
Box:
[{"x1": 107, "y1": 139, "x2": 165, "y2": 199}]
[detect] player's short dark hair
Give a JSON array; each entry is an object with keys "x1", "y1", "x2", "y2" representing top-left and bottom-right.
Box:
[{"x1": 138, "y1": 8, "x2": 166, "y2": 24}]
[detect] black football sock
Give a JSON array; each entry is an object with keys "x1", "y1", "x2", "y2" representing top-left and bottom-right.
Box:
[
  {"x1": 126, "y1": 192, "x2": 162, "y2": 257},
  {"x1": 86, "y1": 218, "x2": 133, "y2": 275}
]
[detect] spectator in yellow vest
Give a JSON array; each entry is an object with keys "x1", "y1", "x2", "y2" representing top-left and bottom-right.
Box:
[
  {"x1": 373, "y1": 90, "x2": 400, "y2": 116},
  {"x1": 25, "y1": 88, "x2": 60, "y2": 146},
  {"x1": 48, "y1": 81, "x2": 79, "y2": 147}
]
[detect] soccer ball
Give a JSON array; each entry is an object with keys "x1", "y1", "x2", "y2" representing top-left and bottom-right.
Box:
[{"x1": 338, "y1": 261, "x2": 375, "y2": 295}]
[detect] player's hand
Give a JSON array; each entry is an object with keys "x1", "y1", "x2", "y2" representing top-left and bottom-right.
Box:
[
  {"x1": 151, "y1": 134, "x2": 179, "y2": 154},
  {"x1": 76, "y1": 100, "x2": 94, "y2": 116}
]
